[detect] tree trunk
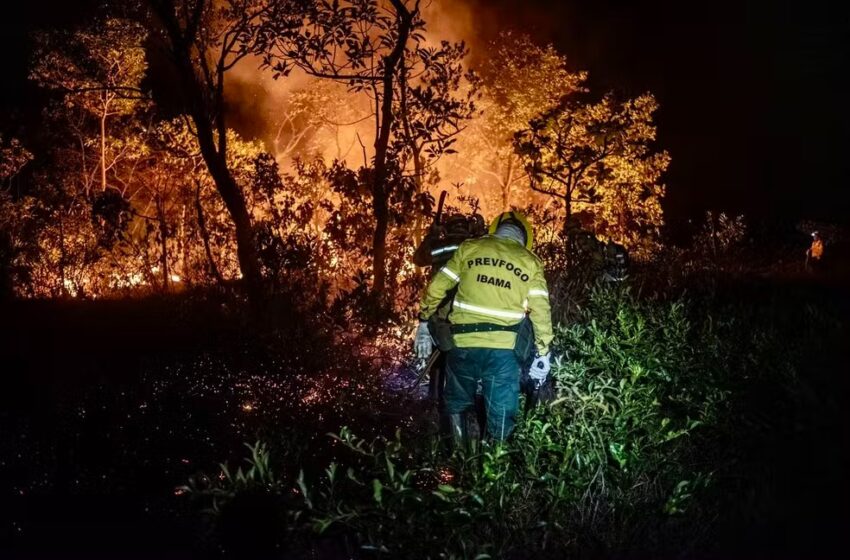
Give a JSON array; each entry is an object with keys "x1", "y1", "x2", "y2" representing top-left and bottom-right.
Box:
[
  {"x1": 501, "y1": 156, "x2": 515, "y2": 209},
  {"x1": 150, "y1": 0, "x2": 263, "y2": 305},
  {"x1": 100, "y1": 110, "x2": 108, "y2": 192},
  {"x1": 59, "y1": 217, "x2": 67, "y2": 297},
  {"x1": 195, "y1": 182, "x2": 224, "y2": 286},
  {"x1": 191, "y1": 111, "x2": 262, "y2": 298},
  {"x1": 561, "y1": 186, "x2": 574, "y2": 236},
  {"x1": 562, "y1": 195, "x2": 574, "y2": 266},
  {"x1": 371, "y1": 190, "x2": 389, "y2": 294},
  {"x1": 155, "y1": 195, "x2": 169, "y2": 291},
  {"x1": 178, "y1": 205, "x2": 190, "y2": 288},
  {"x1": 370, "y1": 0, "x2": 413, "y2": 296}
]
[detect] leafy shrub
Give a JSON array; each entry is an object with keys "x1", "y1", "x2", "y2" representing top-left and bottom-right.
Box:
[{"x1": 182, "y1": 284, "x2": 831, "y2": 558}]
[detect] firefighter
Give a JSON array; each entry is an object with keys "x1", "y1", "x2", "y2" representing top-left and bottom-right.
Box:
[
  {"x1": 805, "y1": 231, "x2": 825, "y2": 272},
  {"x1": 413, "y1": 213, "x2": 486, "y2": 404},
  {"x1": 565, "y1": 216, "x2": 605, "y2": 270},
  {"x1": 602, "y1": 241, "x2": 630, "y2": 283},
  {"x1": 413, "y1": 213, "x2": 485, "y2": 270},
  {"x1": 413, "y1": 211, "x2": 554, "y2": 441}
]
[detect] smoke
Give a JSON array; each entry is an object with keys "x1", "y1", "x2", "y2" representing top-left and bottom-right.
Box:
[
  {"x1": 224, "y1": 57, "x2": 313, "y2": 147},
  {"x1": 420, "y1": 0, "x2": 477, "y2": 45},
  {"x1": 223, "y1": 0, "x2": 488, "y2": 171}
]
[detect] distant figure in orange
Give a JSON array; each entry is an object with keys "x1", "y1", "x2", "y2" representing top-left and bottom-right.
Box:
[{"x1": 805, "y1": 231, "x2": 825, "y2": 272}]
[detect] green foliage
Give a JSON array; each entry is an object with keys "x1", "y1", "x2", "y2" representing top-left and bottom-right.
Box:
[
  {"x1": 180, "y1": 441, "x2": 281, "y2": 515},
  {"x1": 182, "y1": 284, "x2": 832, "y2": 557},
  {"x1": 538, "y1": 287, "x2": 726, "y2": 520}
]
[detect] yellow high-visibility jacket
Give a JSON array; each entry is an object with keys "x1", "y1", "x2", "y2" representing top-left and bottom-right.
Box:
[{"x1": 419, "y1": 235, "x2": 554, "y2": 355}]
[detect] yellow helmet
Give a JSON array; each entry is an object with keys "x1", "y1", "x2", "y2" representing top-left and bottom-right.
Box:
[{"x1": 488, "y1": 211, "x2": 534, "y2": 251}]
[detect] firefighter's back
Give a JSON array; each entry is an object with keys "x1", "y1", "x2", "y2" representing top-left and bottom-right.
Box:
[{"x1": 448, "y1": 235, "x2": 544, "y2": 350}]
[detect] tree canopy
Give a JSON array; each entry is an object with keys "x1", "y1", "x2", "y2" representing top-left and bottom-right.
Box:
[
  {"x1": 515, "y1": 92, "x2": 669, "y2": 255},
  {"x1": 1, "y1": 0, "x2": 670, "y2": 301}
]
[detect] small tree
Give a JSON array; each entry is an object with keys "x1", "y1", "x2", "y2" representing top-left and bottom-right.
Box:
[
  {"x1": 514, "y1": 92, "x2": 669, "y2": 254},
  {"x1": 30, "y1": 18, "x2": 148, "y2": 196}
]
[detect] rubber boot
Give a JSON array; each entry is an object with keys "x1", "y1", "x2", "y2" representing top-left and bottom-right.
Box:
[
  {"x1": 473, "y1": 394, "x2": 487, "y2": 442},
  {"x1": 428, "y1": 354, "x2": 447, "y2": 405},
  {"x1": 445, "y1": 412, "x2": 470, "y2": 453}
]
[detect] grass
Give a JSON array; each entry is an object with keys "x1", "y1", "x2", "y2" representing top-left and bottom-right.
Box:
[{"x1": 179, "y1": 280, "x2": 847, "y2": 558}]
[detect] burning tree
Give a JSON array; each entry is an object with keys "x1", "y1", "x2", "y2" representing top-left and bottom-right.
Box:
[
  {"x1": 514, "y1": 92, "x2": 669, "y2": 255},
  {"x1": 30, "y1": 18, "x2": 149, "y2": 196},
  {"x1": 251, "y1": 0, "x2": 478, "y2": 297},
  {"x1": 143, "y1": 0, "x2": 288, "y2": 304},
  {"x1": 1, "y1": 137, "x2": 35, "y2": 299},
  {"x1": 450, "y1": 32, "x2": 585, "y2": 214},
  {"x1": 23, "y1": 18, "x2": 151, "y2": 296},
  {"x1": 23, "y1": 9, "x2": 298, "y2": 296},
  {"x1": 2, "y1": 0, "x2": 673, "y2": 301}
]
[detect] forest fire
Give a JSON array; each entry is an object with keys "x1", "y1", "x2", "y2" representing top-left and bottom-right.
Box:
[
  {"x1": 0, "y1": 0, "x2": 667, "y2": 302},
  {"x1": 2, "y1": 1, "x2": 847, "y2": 559}
]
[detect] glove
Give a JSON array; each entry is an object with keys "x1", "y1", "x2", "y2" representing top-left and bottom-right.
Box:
[
  {"x1": 414, "y1": 321, "x2": 434, "y2": 359},
  {"x1": 528, "y1": 353, "x2": 551, "y2": 385}
]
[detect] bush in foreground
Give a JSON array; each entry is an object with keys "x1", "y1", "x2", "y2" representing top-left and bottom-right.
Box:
[{"x1": 181, "y1": 285, "x2": 830, "y2": 558}]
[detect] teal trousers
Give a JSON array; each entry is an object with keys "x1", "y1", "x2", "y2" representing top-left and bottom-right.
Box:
[{"x1": 444, "y1": 348, "x2": 521, "y2": 440}]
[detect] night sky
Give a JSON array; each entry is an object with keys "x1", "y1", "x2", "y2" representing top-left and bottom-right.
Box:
[
  {"x1": 471, "y1": 0, "x2": 850, "y2": 226},
  {"x1": 3, "y1": 0, "x2": 848, "y2": 226}
]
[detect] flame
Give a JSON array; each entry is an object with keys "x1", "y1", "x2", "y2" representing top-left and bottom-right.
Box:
[{"x1": 438, "y1": 466, "x2": 455, "y2": 484}]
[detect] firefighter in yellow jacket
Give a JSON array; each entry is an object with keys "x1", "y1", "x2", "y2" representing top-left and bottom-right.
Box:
[{"x1": 413, "y1": 211, "x2": 554, "y2": 440}]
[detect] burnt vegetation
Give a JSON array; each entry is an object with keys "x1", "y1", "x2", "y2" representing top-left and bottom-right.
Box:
[{"x1": 1, "y1": 1, "x2": 849, "y2": 558}]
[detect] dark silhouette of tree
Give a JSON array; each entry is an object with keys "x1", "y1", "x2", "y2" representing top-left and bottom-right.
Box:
[{"x1": 144, "y1": 0, "x2": 277, "y2": 303}]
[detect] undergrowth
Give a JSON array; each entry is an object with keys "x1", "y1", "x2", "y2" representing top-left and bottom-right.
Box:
[{"x1": 180, "y1": 284, "x2": 835, "y2": 558}]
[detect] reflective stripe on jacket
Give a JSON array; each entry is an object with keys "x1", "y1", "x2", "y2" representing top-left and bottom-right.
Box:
[{"x1": 419, "y1": 235, "x2": 554, "y2": 355}]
